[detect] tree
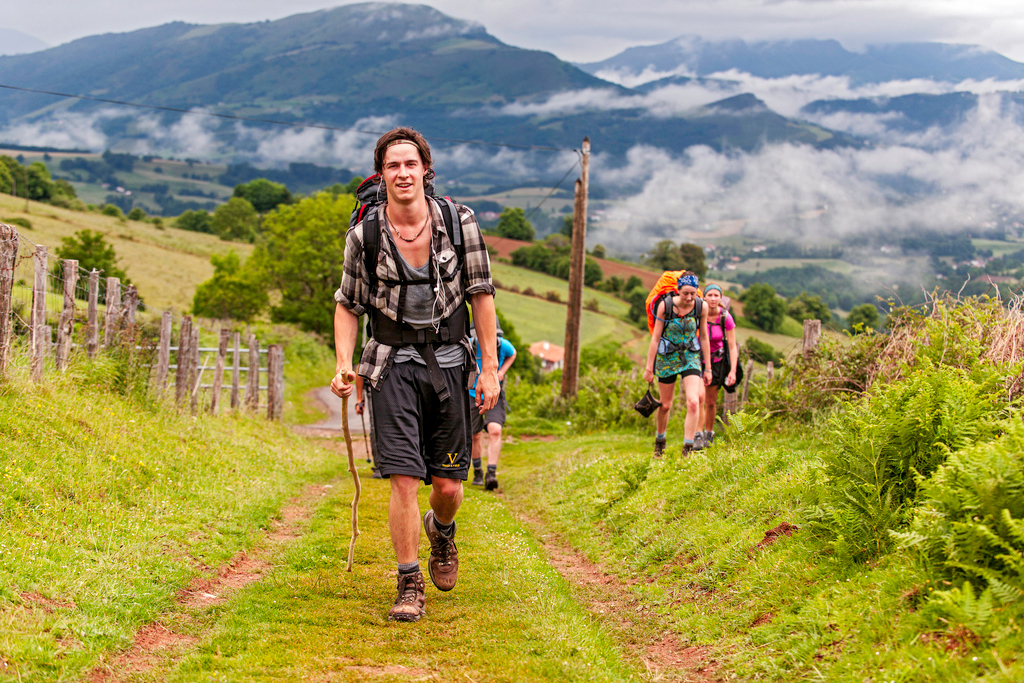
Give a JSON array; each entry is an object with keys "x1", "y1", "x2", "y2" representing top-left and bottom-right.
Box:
[
  {"x1": 847, "y1": 303, "x2": 880, "y2": 333},
  {"x1": 192, "y1": 251, "x2": 268, "y2": 322},
  {"x1": 591, "y1": 244, "x2": 606, "y2": 258},
  {"x1": 233, "y1": 178, "x2": 292, "y2": 213},
  {"x1": 212, "y1": 197, "x2": 259, "y2": 242},
  {"x1": 786, "y1": 292, "x2": 831, "y2": 323},
  {"x1": 54, "y1": 229, "x2": 132, "y2": 299},
  {"x1": 249, "y1": 191, "x2": 357, "y2": 336},
  {"x1": 176, "y1": 209, "x2": 214, "y2": 234},
  {"x1": 495, "y1": 207, "x2": 535, "y2": 241},
  {"x1": 678, "y1": 243, "x2": 707, "y2": 278},
  {"x1": 644, "y1": 240, "x2": 684, "y2": 270},
  {"x1": 741, "y1": 283, "x2": 786, "y2": 332},
  {"x1": 127, "y1": 207, "x2": 147, "y2": 221},
  {"x1": 559, "y1": 214, "x2": 574, "y2": 238}
]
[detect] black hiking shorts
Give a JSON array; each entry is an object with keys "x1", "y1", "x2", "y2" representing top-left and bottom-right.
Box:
[
  {"x1": 369, "y1": 360, "x2": 471, "y2": 483},
  {"x1": 471, "y1": 387, "x2": 507, "y2": 434}
]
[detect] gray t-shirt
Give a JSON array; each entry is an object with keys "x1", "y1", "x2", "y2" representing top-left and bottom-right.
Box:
[{"x1": 390, "y1": 238, "x2": 465, "y2": 368}]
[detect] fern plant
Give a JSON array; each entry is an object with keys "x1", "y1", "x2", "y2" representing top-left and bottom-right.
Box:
[
  {"x1": 808, "y1": 361, "x2": 1013, "y2": 561},
  {"x1": 897, "y1": 422, "x2": 1024, "y2": 599}
]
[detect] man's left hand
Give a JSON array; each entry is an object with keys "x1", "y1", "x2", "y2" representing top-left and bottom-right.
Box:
[{"x1": 476, "y1": 369, "x2": 500, "y2": 413}]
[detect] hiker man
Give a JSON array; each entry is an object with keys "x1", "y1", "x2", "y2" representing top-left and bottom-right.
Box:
[
  {"x1": 331, "y1": 127, "x2": 500, "y2": 622},
  {"x1": 469, "y1": 322, "x2": 517, "y2": 491}
]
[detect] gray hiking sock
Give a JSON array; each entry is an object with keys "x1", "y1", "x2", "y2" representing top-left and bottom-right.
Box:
[
  {"x1": 398, "y1": 561, "x2": 420, "y2": 575},
  {"x1": 432, "y1": 516, "x2": 456, "y2": 538},
  {"x1": 472, "y1": 457, "x2": 482, "y2": 470},
  {"x1": 486, "y1": 465, "x2": 497, "y2": 474}
]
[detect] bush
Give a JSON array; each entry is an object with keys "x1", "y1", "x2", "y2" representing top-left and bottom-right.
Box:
[
  {"x1": 127, "y1": 207, "x2": 147, "y2": 221},
  {"x1": 807, "y1": 362, "x2": 1013, "y2": 562},
  {"x1": 495, "y1": 207, "x2": 535, "y2": 241},
  {"x1": 544, "y1": 290, "x2": 562, "y2": 303},
  {"x1": 101, "y1": 204, "x2": 125, "y2": 219},
  {"x1": 743, "y1": 337, "x2": 782, "y2": 366},
  {"x1": 2, "y1": 217, "x2": 32, "y2": 230},
  {"x1": 741, "y1": 283, "x2": 786, "y2": 332},
  {"x1": 897, "y1": 422, "x2": 1024, "y2": 598}
]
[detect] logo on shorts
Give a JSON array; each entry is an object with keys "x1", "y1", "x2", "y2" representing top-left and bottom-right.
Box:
[{"x1": 443, "y1": 452, "x2": 460, "y2": 467}]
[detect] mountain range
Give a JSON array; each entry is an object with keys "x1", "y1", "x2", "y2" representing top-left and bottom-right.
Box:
[{"x1": 2, "y1": 3, "x2": 1024, "y2": 180}]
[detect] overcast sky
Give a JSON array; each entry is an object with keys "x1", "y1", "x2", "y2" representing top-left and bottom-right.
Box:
[{"x1": 5, "y1": 0, "x2": 1024, "y2": 63}]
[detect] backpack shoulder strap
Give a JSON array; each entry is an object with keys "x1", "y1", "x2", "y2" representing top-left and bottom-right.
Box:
[
  {"x1": 362, "y1": 207, "x2": 381, "y2": 294},
  {"x1": 432, "y1": 196, "x2": 464, "y2": 264}
]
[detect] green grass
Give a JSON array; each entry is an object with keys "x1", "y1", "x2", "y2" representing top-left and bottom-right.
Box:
[
  {"x1": 0, "y1": 353, "x2": 346, "y2": 681},
  {"x1": 501, "y1": 428, "x2": 1024, "y2": 681},
  {"x1": 973, "y1": 238, "x2": 1024, "y2": 257},
  {"x1": 494, "y1": 289, "x2": 643, "y2": 347},
  {"x1": 490, "y1": 261, "x2": 631, "y2": 320}
]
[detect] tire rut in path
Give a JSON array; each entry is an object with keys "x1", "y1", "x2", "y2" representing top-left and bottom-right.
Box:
[
  {"x1": 513, "y1": 510, "x2": 725, "y2": 682},
  {"x1": 84, "y1": 438, "x2": 363, "y2": 683}
]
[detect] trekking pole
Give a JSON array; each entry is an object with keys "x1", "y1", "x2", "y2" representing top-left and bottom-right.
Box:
[
  {"x1": 340, "y1": 372, "x2": 361, "y2": 572},
  {"x1": 359, "y1": 407, "x2": 371, "y2": 463}
]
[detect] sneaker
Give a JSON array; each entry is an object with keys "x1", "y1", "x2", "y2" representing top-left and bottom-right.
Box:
[
  {"x1": 693, "y1": 432, "x2": 705, "y2": 451},
  {"x1": 387, "y1": 571, "x2": 426, "y2": 622},
  {"x1": 472, "y1": 468, "x2": 484, "y2": 486},
  {"x1": 654, "y1": 437, "x2": 666, "y2": 458},
  {"x1": 485, "y1": 470, "x2": 498, "y2": 491},
  {"x1": 423, "y1": 510, "x2": 459, "y2": 592}
]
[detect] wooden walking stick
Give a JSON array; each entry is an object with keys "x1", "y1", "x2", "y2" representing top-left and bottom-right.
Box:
[
  {"x1": 340, "y1": 372, "x2": 361, "y2": 572},
  {"x1": 359, "y1": 407, "x2": 371, "y2": 463}
]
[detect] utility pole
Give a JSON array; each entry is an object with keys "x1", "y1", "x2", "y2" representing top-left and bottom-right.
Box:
[{"x1": 560, "y1": 136, "x2": 590, "y2": 399}]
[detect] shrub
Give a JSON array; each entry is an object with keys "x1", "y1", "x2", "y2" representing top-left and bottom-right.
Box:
[
  {"x1": 807, "y1": 362, "x2": 1014, "y2": 562},
  {"x1": 741, "y1": 283, "x2": 786, "y2": 332},
  {"x1": 744, "y1": 337, "x2": 782, "y2": 366},
  {"x1": 544, "y1": 290, "x2": 562, "y2": 303},
  {"x1": 584, "y1": 298, "x2": 600, "y2": 312},
  {"x1": 127, "y1": 207, "x2": 147, "y2": 221},
  {"x1": 522, "y1": 287, "x2": 535, "y2": 297},
  {"x1": 2, "y1": 217, "x2": 32, "y2": 230},
  {"x1": 101, "y1": 204, "x2": 125, "y2": 219},
  {"x1": 897, "y1": 422, "x2": 1024, "y2": 599}
]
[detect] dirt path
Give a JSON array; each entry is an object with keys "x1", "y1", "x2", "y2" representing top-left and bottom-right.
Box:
[
  {"x1": 514, "y1": 513, "x2": 724, "y2": 683},
  {"x1": 83, "y1": 435, "x2": 366, "y2": 683}
]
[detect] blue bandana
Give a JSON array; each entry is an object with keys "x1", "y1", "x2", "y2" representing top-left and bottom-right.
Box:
[{"x1": 678, "y1": 274, "x2": 699, "y2": 289}]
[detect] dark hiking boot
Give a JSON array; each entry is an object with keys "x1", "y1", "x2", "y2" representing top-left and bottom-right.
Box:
[
  {"x1": 472, "y1": 468, "x2": 484, "y2": 486},
  {"x1": 682, "y1": 443, "x2": 694, "y2": 457},
  {"x1": 423, "y1": 510, "x2": 459, "y2": 591},
  {"x1": 705, "y1": 431, "x2": 715, "y2": 447},
  {"x1": 387, "y1": 571, "x2": 426, "y2": 622},
  {"x1": 654, "y1": 437, "x2": 666, "y2": 458},
  {"x1": 485, "y1": 470, "x2": 498, "y2": 491},
  {"x1": 371, "y1": 467, "x2": 383, "y2": 479},
  {"x1": 693, "y1": 432, "x2": 706, "y2": 451}
]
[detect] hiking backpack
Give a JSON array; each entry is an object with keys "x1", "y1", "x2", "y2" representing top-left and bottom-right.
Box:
[{"x1": 645, "y1": 270, "x2": 702, "y2": 334}]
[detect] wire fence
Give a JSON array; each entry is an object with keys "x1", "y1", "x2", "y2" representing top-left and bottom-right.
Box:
[{"x1": 0, "y1": 224, "x2": 285, "y2": 419}]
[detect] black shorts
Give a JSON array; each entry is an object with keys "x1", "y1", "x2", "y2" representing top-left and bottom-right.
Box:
[
  {"x1": 369, "y1": 361, "x2": 471, "y2": 483},
  {"x1": 657, "y1": 368, "x2": 702, "y2": 384},
  {"x1": 471, "y1": 388, "x2": 507, "y2": 433}
]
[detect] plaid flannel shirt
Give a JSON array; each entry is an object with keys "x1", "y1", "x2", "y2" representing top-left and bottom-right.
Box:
[{"x1": 335, "y1": 197, "x2": 495, "y2": 389}]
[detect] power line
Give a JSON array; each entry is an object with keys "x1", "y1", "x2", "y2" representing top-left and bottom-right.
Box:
[
  {"x1": 0, "y1": 82, "x2": 578, "y2": 154},
  {"x1": 524, "y1": 156, "x2": 581, "y2": 222}
]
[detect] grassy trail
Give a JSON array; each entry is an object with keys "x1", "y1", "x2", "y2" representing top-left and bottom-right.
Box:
[{"x1": 126, "y1": 443, "x2": 643, "y2": 683}]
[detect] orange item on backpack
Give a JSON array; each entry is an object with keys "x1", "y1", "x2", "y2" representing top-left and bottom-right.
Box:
[{"x1": 645, "y1": 270, "x2": 686, "y2": 334}]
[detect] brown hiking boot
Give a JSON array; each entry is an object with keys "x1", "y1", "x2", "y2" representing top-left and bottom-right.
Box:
[
  {"x1": 654, "y1": 437, "x2": 666, "y2": 458},
  {"x1": 484, "y1": 470, "x2": 498, "y2": 491},
  {"x1": 472, "y1": 468, "x2": 484, "y2": 486},
  {"x1": 388, "y1": 571, "x2": 426, "y2": 622},
  {"x1": 423, "y1": 510, "x2": 459, "y2": 591},
  {"x1": 682, "y1": 443, "x2": 693, "y2": 457}
]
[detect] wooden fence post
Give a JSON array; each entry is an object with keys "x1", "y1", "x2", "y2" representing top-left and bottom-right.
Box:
[
  {"x1": 103, "y1": 277, "x2": 120, "y2": 348},
  {"x1": 723, "y1": 387, "x2": 737, "y2": 425},
  {"x1": 803, "y1": 319, "x2": 821, "y2": 357},
  {"x1": 122, "y1": 284, "x2": 138, "y2": 345},
  {"x1": 230, "y1": 332, "x2": 241, "y2": 410},
  {"x1": 189, "y1": 324, "x2": 200, "y2": 414},
  {"x1": 245, "y1": 334, "x2": 259, "y2": 411},
  {"x1": 0, "y1": 224, "x2": 19, "y2": 378},
  {"x1": 266, "y1": 344, "x2": 283, "y2": 421},
  {"x1": 86, "y1": 270, "x2": 99, "y2": 358},
  {"x1": 56, "y1": 259, "x2": 78, "y2": 371},
  {"x1": 156, "y1": 311, "x2": 172, "y2": 393},
  {"x1": 740, "y1": 360, "x2": 754, "y2": 407},
  {"x1": 175, "y1": 316, "x2": 192, "y2": 407},
  {"x1": 766, "y1": 361, "x2": 774, "y2": 382},
  {"x1": 30, "y1": 246, "x2": 47, "y2": 381},
  {"x1": 210, "y1": 328, "x2": 230, "y2": 414}
]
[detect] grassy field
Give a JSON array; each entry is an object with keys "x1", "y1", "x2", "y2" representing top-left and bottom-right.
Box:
[
  {"x1": 490, "y1": 261, "x2": 631, "y2": 319},
  {"x1": 494, "y1": 289, "x2": 644, "y2": 347},
  {"x1": 1, "y1": 194, "x2": 251, "y2": 314}
]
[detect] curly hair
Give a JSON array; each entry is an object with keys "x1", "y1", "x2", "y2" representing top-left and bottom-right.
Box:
[{"x1": 373, "y1": 127, "x2": 435, "y2": 180}]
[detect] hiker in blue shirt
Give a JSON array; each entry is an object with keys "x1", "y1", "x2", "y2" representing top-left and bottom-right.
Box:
[{"x1": 469, "y1": 322, "x2": 517, "y2": 491}]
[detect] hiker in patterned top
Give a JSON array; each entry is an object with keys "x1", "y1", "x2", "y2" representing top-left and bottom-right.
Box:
[
  {"x1": 642, "y1": 271, "x2": 712, "y2": 457},
  {"x1": 331, "y1": 127, "x2": 500, "y2": 623},
  {"x1": 699, "y1": 283, "x2": 738, "y2": 449}
]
